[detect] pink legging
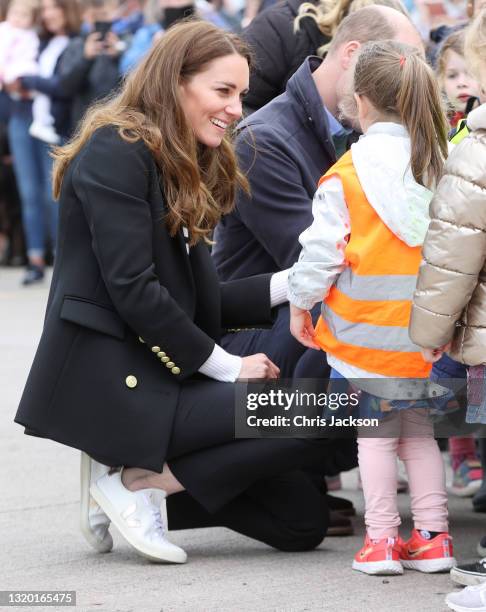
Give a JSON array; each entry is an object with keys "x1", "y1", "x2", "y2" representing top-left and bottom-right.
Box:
[{"x1": 358, "y1": 408, "x2": 448, "y2": 539}]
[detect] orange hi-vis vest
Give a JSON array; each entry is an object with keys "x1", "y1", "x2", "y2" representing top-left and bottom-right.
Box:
[{"x1": 314, "y1": 151, "x2": 431, "y2": 378}]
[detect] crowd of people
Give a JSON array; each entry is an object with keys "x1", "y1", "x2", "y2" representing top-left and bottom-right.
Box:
[
  {"x1": 6, "y1": 0, "x2": 486, "y2": 610},
  {"x1": 0, "y1": 0, "x2": 480, "y2": 281}
]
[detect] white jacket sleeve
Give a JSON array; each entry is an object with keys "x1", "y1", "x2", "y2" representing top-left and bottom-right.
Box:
[{"x1": 287, "y1": 176, "x2": 349, "y2": 310}]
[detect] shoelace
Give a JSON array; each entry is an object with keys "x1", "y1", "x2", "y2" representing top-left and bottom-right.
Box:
[
  {"x1": 150, "y1": 505, "x2": 165, "y2": 537},
  {"x1": 141, "y1": 493, "x2": 166, "y2": 539}
]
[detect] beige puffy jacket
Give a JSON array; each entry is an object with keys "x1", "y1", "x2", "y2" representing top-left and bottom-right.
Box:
[{"x1": 409, "y1": 104, "x2": 486, "y2": 365}]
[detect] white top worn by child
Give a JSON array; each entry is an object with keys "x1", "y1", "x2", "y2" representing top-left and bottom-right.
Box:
[
  {"x1": 0, "y1": 0, "x2": 39, "y2": 88},
  {"x1": 287, "y1": 40, "x2": 456, "y2": 578}
]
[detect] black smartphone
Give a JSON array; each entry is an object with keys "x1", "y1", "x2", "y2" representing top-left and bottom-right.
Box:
[{"x1": 94, "y1": 21, "x2": 112, "y2": 40}]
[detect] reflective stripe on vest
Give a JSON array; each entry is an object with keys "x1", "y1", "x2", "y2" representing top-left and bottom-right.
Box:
[
  {"x1": 314, "y1": 151, "x2": 431, "y2": 378},
  {"x1": 334, "y1": 267, "x2": 418, "y2": 302}
]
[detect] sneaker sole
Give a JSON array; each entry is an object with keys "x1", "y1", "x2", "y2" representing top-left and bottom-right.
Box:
[
  {"x1": 450, "y1": 567, "x2": 486, "y2": 587},
  {"x1": 448, "y1": 481, "x2": 482, "y2": 497},
  {"x1": 90, "y1": 480, "x2": 187, "y2": 564},
  {"x1": 402, "y1": 557, "x2": 457, "y2": 573},
  {"x1": 445, "y1": 592, "x2": 486, "y2": 612},
  {"x1": 80, "y1": 453, "x2": 113, "y2": 554},
  {"x1": 352, "y1": 559, "x2": 403, "y2": 575}
]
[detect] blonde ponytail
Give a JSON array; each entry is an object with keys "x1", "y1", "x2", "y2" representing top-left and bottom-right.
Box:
[
  {"x1": 396, "y1": 53, "x2": 448, "y2": 189},
  {"x1": 354, "y1": 40, "x2": 448, "y2": 189}
]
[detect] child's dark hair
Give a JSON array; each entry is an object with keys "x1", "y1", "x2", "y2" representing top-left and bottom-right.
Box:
[{"x1": 354, "y1": 40, "x2": 448, "y2": 188}]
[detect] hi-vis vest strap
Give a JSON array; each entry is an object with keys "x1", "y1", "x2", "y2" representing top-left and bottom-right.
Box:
[
  {"x1": 314, "y1": 150, "x2": 431, "y2": 378},
  {"x1": 450, "y1": 118, "x2": 470, "y2": 145}
]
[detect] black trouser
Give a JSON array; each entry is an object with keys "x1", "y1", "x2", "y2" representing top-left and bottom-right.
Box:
[
  {"x1": 165, "y1": 379, "x2": 331, "y2": 551},
  {"x1": 167, "y1": 471, "x2": 329, "y2": 552}
]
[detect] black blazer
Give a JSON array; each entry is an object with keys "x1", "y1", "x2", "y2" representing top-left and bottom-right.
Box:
[{"x1": 15, "y1": 126, "x2": 273, "y2": 471}]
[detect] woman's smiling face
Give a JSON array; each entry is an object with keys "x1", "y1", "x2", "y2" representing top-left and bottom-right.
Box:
[{"x1": 179, "y1": 53, "x2": 249, "y2": 148}]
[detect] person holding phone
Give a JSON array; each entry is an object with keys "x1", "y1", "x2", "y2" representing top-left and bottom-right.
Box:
[{"x1": 59, "y1": 0, "x2": 127, "y2": 134}]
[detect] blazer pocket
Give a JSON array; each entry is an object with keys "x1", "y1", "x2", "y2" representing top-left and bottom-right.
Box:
[{"x1": 60, "y1": 296, "x2": 126, "y2": 340}]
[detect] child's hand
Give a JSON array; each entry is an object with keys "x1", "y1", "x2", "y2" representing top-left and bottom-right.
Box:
[
  {"x1": 289, "y1": 304, "x2": 320, "y2": 350},
  {"x1": 421, "y1": 343, "x2": 451, "y2": 363}
]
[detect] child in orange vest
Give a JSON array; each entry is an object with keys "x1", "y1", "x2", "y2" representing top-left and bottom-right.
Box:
[{"x1": 287, "y1": 40, "x2": 455, "y2": 575}]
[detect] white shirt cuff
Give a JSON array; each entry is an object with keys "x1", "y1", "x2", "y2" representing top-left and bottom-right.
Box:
[
  {"x1": 198, "y1": 343, "x2": 242, "y2": 382},
  {"x1": 270, "y1": 269, "x2": 289, "y2": 307}
]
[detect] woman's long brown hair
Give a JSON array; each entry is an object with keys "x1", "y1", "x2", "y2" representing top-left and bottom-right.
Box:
[
  {"x1": 354, "y1": 40, "x2": 448, "y2": 189},
  {"x1": 52, "y1": 19, "x2": 252, "y2": 245}
]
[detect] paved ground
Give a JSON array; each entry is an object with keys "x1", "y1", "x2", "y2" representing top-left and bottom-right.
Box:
[{"x1": 1, "y1": 267, "x2": 485, "y2": 612}]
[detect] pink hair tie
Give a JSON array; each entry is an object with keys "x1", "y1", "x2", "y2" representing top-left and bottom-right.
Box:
[{"x1": 399, "y1": 56, "x2": 406, "y2": 67}]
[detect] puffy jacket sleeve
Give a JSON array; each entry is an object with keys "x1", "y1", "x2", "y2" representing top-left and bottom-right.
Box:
[
  {"x1": 71, "y1": 128, "x2": 215, "y2": 379},
  {"x1": 410, "y1": 135, "x2": 486, "y2": 348}
]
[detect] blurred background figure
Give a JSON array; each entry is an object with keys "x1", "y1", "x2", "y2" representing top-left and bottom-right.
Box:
[
  {"x1": 0, "y1": 121, "x2": 25, "y2": 267},
  {"x1": 120, "y1": 0, "x2": 232, "y2": 74},
  {"x1": 111, "y1": 0, "x2": 144, "y2": 35},
  {"x1": 59, "y1": 0, "x2": 128, "y2": 133},
  {"x1": 5, "y1": 0, "x2": 81, "y2": 285},
  {"x1": 0, "y1": 0, "x2": 39, "y2": 128},
  {"x1": 0, "y1": 0, "x2": 39, "y2": 91}
]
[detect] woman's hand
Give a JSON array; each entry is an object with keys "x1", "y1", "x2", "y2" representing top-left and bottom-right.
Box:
[
  {"x1": 237, "y1": 353, "x2": 280, "y2": 380},
  {"x1": 289, "y1": 304, "x2": 320, "y2": 349},
  {"x1": 421, "y1": 343, "x2": 451, "y2": 363}
]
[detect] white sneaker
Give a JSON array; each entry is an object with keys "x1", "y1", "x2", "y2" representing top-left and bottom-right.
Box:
[
  {"x1": 80, "y1": 452, "x2": 113, "y2": 553},
  {"x1": 90, "y1": 470, "x2": 187, "y2": 563},
  {"x1": 446, "y1": 582, "x2": 486, "y2": 611}
]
